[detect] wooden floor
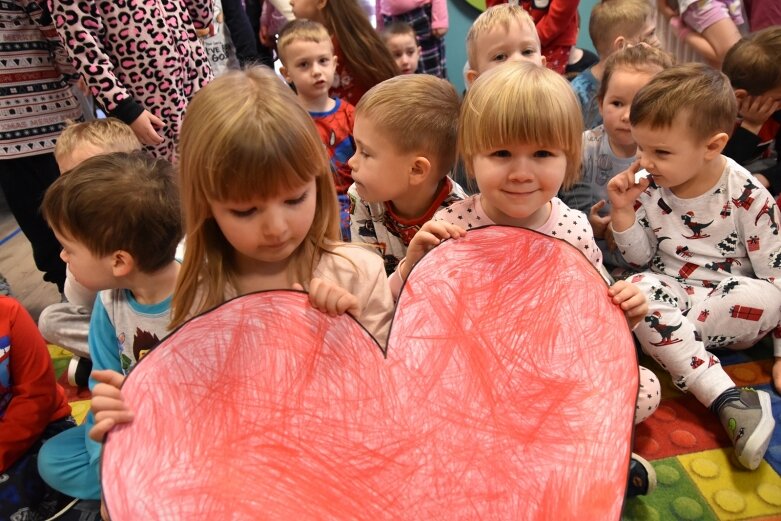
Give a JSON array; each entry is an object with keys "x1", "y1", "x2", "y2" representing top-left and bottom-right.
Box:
[{"x1": 0, "y1": 191, "x2": 60, "y2": 322}]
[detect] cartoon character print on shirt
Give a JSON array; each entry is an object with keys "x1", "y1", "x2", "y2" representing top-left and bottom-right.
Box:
[
  {"x1": 681, "y1": 211, "x2": 713, "y2": 239},
  {"x1": 755, "y1": 198, "x2": 779, "y2": 235},
  {"x1": 119, "y1": 328, "x2": 161, "y2": 374},
  {"x1": 0, "y1": 336, "x2": 10, "y2": 418}
]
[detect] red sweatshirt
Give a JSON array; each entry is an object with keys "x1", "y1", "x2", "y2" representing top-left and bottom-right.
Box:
[
  {"x1": 0, "y1": 296, "x2": 70, "y2": 472},
  {"x1": 485, "y1": 0, "x2": 580, "y2": 49}
]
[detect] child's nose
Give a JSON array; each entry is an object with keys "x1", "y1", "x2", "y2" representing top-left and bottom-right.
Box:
[{"x1": 347, "y1": 153, "x2": 357, "y2": 170}]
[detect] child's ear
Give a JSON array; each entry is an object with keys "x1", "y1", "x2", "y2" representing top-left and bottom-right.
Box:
[
  {"x1": 612, "y1": 36, "x2": 627, "y2": 52},
  {"x1": 465, "y1": 69, "x2": 479, "y2": 88},
  {"x1": 111, "y1": 250, "x2": 135, "y2": 278},
  {"x1": 540, "y1": 54, "x2": 547, "y2": 67},
  {"x1": 332, "y1": 55, "x2": 338, "y2": 68},
  {"x1": 317, "y1": 0, "x2": 327, "y2": 9},
  {"x1": 705, "y1": 132, "x2": 729, "y2": 158},
  {"x1": 733, "y1": 88, "x2": 748, "y2": 101},
  {"x1": 408, "y1": 156, "x2": 432, "y2": 186},
  {"x1": 280, "y1": 66, "x2": 290, "y2": 83}
]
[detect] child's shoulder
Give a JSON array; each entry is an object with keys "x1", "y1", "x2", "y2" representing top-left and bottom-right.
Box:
[{"x1": 433, "y1": 193, "x2": 479, "y2": 222}]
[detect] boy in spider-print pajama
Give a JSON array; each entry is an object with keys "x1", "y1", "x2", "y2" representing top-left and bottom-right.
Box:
[
  {"x1": 608, "y1": 64, "x2": 778, "y2": 471},
  {"x1": 50, "y1": 0, "x2": 213, "y2": 161}
]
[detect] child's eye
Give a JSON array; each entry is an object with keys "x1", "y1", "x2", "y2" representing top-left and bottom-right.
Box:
[
  {"x1": 286, "y1": 191, "x2": 309, "y2": 206},
  {"x1": 492, "y1": 53, "x2": 507, "y2": 62},
  {"x1": 522, "y1": 48, "x2": 537, "y2": 56},
  {"x1": 230, "y1": 208, "x2": 256, "y2": 217},
  {"x1": 393, "y1": 51, "x2": 403, "y2": 58},
  {"x1": 655, "y1": 150, "x2": 669, "y2": 156},
  {"x1": 297, "y1": 62, "x2": 308, "y2": 69},
  {"x1": 319, "y1": 57, "x2": 330, "y2": 65},
  {"x1": 491, "y1": 149, "x2": 511, "y2": 158},
  {"x1": 610, "y1": 100, "x2": 623, "y2": 108},
  {"x1": 533, "y1": 150, "x2": 554, "y2": 158}
]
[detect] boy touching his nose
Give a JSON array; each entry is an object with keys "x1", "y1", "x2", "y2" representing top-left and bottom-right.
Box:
[
  {"x1": 608, "y1": 64, "x2": 778, "y2": 471},
  {"x1": 278, "y1": 20, "x2": 355, "y2": 239}
]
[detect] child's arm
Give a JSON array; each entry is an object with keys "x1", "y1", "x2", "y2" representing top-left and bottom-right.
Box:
[
  {"x1": 50, "y1": 0, "x2": 163, "y2": 145},
  {"x1": 88, "y1": 370, "x2": 132, "y2": 442},
  {"x1": 20, "y1": 0, "x2": 79, "y2": 83},
  {"x1": 430, "y1": 0, "x2": 449, "y2": 37},
  {"x1": 184, "y1": 0, "x2": 214, "y2": 30},
  {"x1": 0, "y1": 298, "x2": 66, "y2": 472},
  {"x1": 607, "y1": 162, "x2": 657, "y2": 266},
  {"x1": 608, "y1": 280, "x2": 648, "y2": 329},
  {"x1": 388, "y1": 220, "x2": 467, "y2": 300}
]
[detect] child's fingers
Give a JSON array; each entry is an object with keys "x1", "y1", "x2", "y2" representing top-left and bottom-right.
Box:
[
  {"x1": 89, "y1": 418, "x2": 116, "y2": 443},
  {"x1": 91, "y1": 369, "x2": 126, "y2": 388},
  {"x1": 589, "y1": 199, "x2": 607, "y2": 216},
  {"x1": 91, "y1": 394, "x2": 130, "y2": 415},
  {"x1": 335, "y1": 292, "x2": 360, "y2": 316},
  {"x1": 92, "y1": 382, "x2": 123, "y2": 402},
  {"x1": 291, "y1": 282, "x2": 304, "y2": 291}
]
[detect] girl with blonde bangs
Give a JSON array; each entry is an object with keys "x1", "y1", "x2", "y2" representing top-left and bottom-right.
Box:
[
  {"x1": 171, "y1": 67, "x2": 393, "y2": 343},
  {"x1": 403, "y1": 60, "x2": 649, "y2": 349},
  {"x1": 459, "y1": 61, "x2": 582, "y2": 190}
]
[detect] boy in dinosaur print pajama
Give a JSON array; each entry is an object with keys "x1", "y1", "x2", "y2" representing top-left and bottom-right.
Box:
[{"x1": 608, "y1": 64, "x2": 779, "y2": 471}]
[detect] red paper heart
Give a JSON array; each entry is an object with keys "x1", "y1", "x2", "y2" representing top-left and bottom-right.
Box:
[{"x1": 102, "y1": 226, "x2": 638, "y2": 520}]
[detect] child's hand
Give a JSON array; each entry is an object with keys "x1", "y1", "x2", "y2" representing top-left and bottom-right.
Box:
[
  {"x1": 607, "y1": 161, "x2": 649, "y2": 211},
  {"x1": 588, "y1": 200, "x2": 611, "y2": 239},
  {"x1": 773, "y1": 357, "x2": 781, "y2": 395},
  {"x1": 401, "y1": 221, "x2": 467, "y2": 281},
  {"x1": 130, "y1": 110, "x2": 164, "y2": 146},
  {"x1": 293, "y1": 278, "x2": 360, "y2": 317},
  {"x1": 609, "y1": 280, "x2": 648, "y2": 329},
  {"x1": 89, "y1": 370, "x2": 132, "y2": 442},
  {"x1": 738, "y1": 95, "x2": 780, "y2": 134}
]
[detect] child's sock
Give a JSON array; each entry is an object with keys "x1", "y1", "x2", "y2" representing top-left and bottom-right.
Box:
[{"x1": 710, "y1": 387, "x2": 775, "y2": 470}]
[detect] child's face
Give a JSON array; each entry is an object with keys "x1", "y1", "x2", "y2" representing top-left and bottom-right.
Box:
[
  {"x1": 57, "y1": 142, "x2": 108, "y2": 174},
  {"x1": 469, "y1": 19, "x2": 544, "y2": 80},
  {"x1": 55, "y1": 231, "x2": 116, "y2": 292},
  {"x1": 290, "y1": 0, "x2": 324, "y2": 21},
  {"x1": 385, "y1": 33, "x2": 420, "y2": 75},
  {"x1": 208, "y1": 178, "x2": 317, "y2": 271},
  {"x1": 281, "y1": 40, "x2": 336, "y2": 103},
  {"x1": 600, "y1": 68, "x2": 657, "y2": 157},
  {"x1": 348, "y1": 115, "x2": 418, "y2": 204},
  {"x1": 632, "y1": 116, "x2": 720, "y2": 197},
  {"x1": 472, "y1": 142, "x2": 567, "y2": 229}
]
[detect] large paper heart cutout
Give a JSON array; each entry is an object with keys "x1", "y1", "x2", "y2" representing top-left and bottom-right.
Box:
[{"x1": 102, "y1": 226, "x2": 638, "y2": 520}]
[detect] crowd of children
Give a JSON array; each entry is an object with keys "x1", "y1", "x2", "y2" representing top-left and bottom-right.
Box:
[{"x1": 2, "y1": 0, "x2": 781, "y2": 517}]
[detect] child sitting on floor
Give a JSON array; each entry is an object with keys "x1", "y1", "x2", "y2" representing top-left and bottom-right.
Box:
[
  {"x1": 608, "y1": 63, "x2": 777, "y2": 470},
  {"x1": 0, "y1": 296, "x2": 74, "y2": 520},
  {"x1": 570, "y1": 0, "x2": 659, "y2": 130},
  {"x1": 36, "y1": 152, "x2": 183, "y2": 509},
  {"x1": 464, "y1": 4, "x2": 545, "y2": 88},
  {"x1": 560, "y1": 44, "x2": 673, "y2": 271},
  {"x1": 38, "y1": 119, "x2": 142, "y2": 385},
  {"x1": 721, "y1": 26, "x2": 781, "y2": 197},
  {"x1": 348, "y1": 74, "x2": 466, "y2": 277}
]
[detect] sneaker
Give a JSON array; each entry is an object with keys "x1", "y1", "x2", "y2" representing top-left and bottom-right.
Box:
[
  {"x1": 627, "y1": 452, "x2": 657, "y2": 497},
  {"x1": 67, "y1": 356, "x2": 93, "y2": 388},
  {"x1": 712, "y1": 387, "x2": 775, "y2": 470}
]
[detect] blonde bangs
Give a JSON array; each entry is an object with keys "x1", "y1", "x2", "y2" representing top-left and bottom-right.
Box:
[
  {"x1": 459, "y1": 62, "x2": 583, "y2": 187},
  {"x1": 180, "y1": 70, "x2": 329, "y2": 206}
]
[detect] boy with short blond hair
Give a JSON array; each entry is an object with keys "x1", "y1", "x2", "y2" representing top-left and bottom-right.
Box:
[
  {"x1": 37, "y1": 151, "x2": 182, "y2": 503},
  {"x1": 277, "y1": 19, "x2": 355, "y2": 239},
  {"x1": 39, "y1": 118, "x2": 142, "y2": 371},
  {"x1": 722, "y1": 27, "x2": 781, "y2": 195},
  {"x1": 608, "y1": 64, "x2": 778, "y2": 471},
  {"x1": 572, "y1": 0, "x2": 658, "y2": 130},
  {"x1": 382, "y1": 21, "x2": 421, "y2": 75},
  {"x1": 54, "y1": 118, "x2": 141, "y2": 172},
  {"x1": 348, "y1": 74, "x2": 466, "y2": 278},
  {"x1": 464, "y1": 4, "x2": 544, "y2": 87}
]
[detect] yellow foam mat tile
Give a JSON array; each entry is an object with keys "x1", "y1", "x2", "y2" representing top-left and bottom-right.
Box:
[
  {"x1": 70, "y1": 399, "x2": 91, "y2": 425},
  {"x1": 678, "y1": 449, "x2": 781, "y2": 520}
]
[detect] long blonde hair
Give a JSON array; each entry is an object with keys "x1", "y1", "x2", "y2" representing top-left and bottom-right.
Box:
[{"x1": 172, "y1": 67, "x2": 341, "y2": 328}]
